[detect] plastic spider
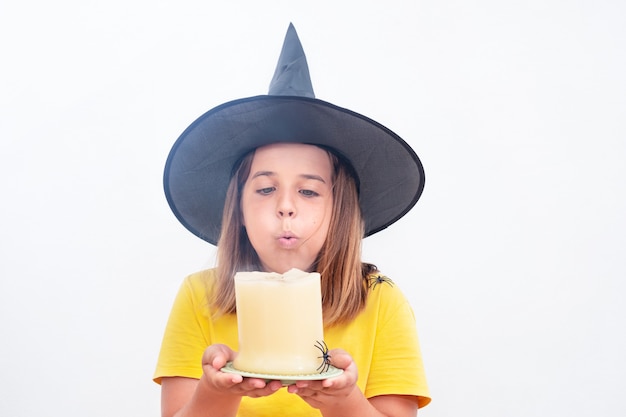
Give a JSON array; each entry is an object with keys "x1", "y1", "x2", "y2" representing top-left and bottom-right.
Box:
[
  {"x1": 367, "y1": 274, "x2": 394, "y2": 290},
  {"x1": 315, "y1": 340, "x2": 331, "y2": 373}
]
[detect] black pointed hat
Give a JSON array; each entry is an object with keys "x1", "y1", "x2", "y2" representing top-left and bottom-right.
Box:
[{"x1": 164, "y1": 23, "x2": 425, "y2": 245}]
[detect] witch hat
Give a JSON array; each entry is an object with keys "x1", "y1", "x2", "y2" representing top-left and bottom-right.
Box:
[{"x1": 164, "y1": 23, "x2": 424, "y2": 245}]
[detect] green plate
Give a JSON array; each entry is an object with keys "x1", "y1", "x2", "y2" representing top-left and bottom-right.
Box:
[{"x1": 220, "y1": 362, "x2": 343, "y2": 385}]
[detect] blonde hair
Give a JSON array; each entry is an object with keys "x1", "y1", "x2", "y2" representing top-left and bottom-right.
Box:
[{"x1": 212, "y1": 146, "x2": 376, "y2": 327}]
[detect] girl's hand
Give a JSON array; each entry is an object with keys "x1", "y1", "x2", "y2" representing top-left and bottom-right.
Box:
[
  {"x1": 286, "y1": 348, "x2": 359, "y2": 409},
  {"x1": 200, "y1": 344, "x2": 283, "y2": 398}
]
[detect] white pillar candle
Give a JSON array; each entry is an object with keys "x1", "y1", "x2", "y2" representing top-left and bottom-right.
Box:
[{"x1": 233, "y1": 268, "x2": 324, "y2": 375}]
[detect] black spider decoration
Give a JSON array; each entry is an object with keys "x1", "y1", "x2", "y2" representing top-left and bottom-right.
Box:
[
  {"x1": 315, "y1": 340, "x2": 331, "y2": 373},
  {"x1": 367, "y1": 274, "x2": 394, "y2": 290}
]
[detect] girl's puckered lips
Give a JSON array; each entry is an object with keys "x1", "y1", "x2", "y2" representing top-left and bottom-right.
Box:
[{"x1": 277, "y1": 232, "x2": 299, "y2": 249}]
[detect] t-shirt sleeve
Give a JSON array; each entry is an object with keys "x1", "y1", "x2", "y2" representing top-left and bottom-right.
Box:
[
  {"x1": 365, "y1": 286, "x2": 431, "y2": 408},
  {"x1": 153, "y1": 275, "x2": 210, "y2": 384}
]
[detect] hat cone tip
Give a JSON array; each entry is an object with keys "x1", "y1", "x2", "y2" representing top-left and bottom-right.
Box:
[{"x1": 268, "y1": 22, "x2": 315, "y2": 98}]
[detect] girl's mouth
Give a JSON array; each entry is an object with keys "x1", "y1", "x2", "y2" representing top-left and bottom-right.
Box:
[{"x1": 277, "y1": 233, "x2": 299, "y2": 248}]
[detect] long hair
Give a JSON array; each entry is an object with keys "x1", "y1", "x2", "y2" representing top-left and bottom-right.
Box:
[{"x1": 211, "y1": 146, "x2": 375, "y2": 327}]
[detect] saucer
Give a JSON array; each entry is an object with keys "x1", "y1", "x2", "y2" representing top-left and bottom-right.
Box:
[{"x1": 220, "y1": 362, "x2": 343, "y2": 385}]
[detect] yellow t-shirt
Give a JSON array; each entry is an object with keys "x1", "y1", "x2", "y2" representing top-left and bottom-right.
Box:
[{"x1": 154, "y1": 269, "x2": 431, "y2": 415}]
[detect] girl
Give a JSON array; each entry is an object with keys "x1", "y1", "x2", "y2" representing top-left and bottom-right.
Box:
[{"x1": 155, "y1": 24, "x2": 431, "y2": 417}]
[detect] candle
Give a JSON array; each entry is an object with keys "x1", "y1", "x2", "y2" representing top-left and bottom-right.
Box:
[{"x1": 232, "y1": 268, "x2": 324, "y2": 375}]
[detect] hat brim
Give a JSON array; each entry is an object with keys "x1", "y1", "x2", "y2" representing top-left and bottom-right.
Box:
[{"x1": 164, "y1": 95, "x2": 425, "y2": 245}]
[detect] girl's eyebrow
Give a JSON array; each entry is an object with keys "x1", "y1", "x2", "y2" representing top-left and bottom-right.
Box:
[
  {"x1": 251, "y1": 170, "x2": 275, "y2": 179},
  {"x1": 251, "y1": 171, "x2": 327, "y2": 183},
  {"x1": 301, "y1": 174, "x2": 327, "y2": 183}
]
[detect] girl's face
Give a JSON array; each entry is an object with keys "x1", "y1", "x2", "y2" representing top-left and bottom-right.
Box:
[{"x1": 241, "y1": 143, "x2": 334, "y2": 274}]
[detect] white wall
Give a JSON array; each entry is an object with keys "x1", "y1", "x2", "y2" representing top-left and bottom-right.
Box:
[{"x1": 1, "y1": 1, "x2": 624, "y2": 416}]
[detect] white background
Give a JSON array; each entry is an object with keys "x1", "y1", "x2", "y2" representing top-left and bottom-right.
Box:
[{"x1": 1, "y1": 1, "x2": 625, "y2": 416}]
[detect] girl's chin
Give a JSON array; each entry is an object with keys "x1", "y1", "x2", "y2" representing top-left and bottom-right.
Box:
[{"x1": 260, "y1": 261, "x2": 315, "y2": 274}]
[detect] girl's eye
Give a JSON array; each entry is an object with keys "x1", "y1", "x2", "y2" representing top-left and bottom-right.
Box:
[
  {"x1": 257, "y1": 187, "x2": 275, "y2": 195},
  {"x1": 300, "y1": 189, "x2": 319, "y2": 197}
]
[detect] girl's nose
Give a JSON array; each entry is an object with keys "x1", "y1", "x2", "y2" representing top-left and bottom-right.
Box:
[
  {"x1": 278, "y1": 209, "x2": 295, "y2": 217},
  {"x1": 277, "y1": 193, "x2": 296, "y2": 217}
]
